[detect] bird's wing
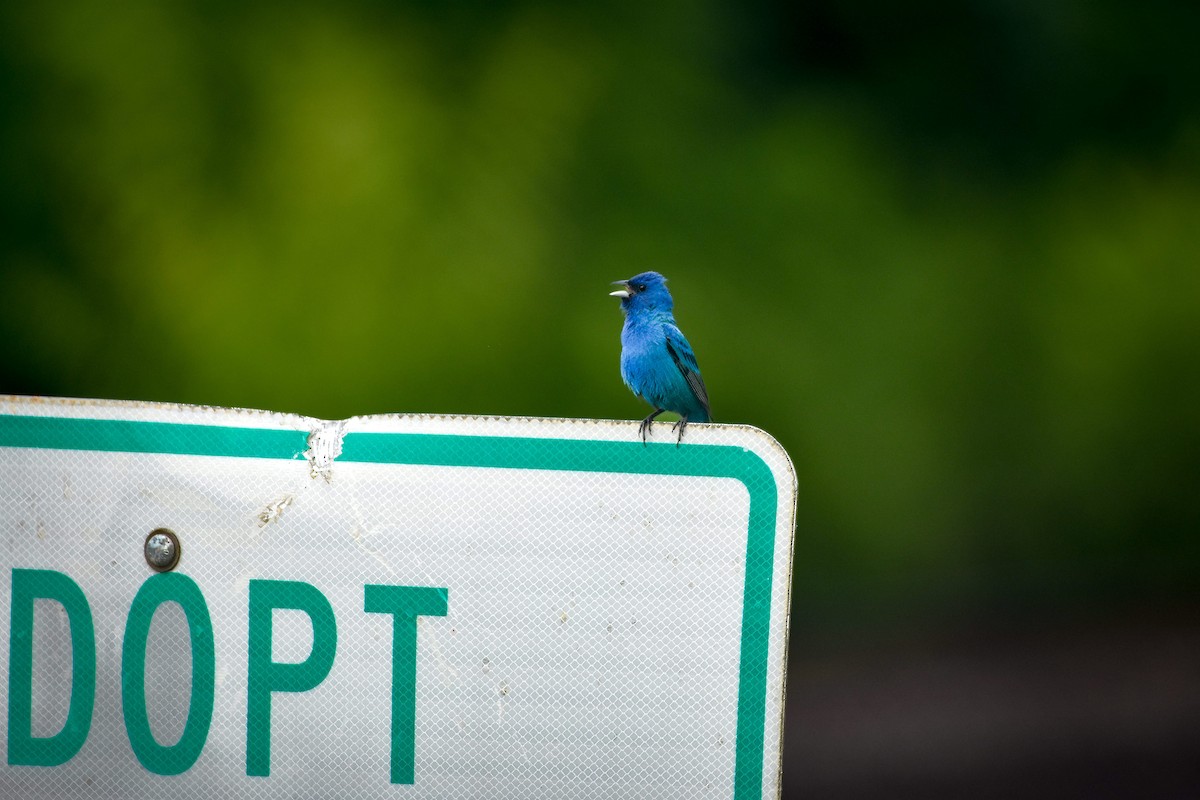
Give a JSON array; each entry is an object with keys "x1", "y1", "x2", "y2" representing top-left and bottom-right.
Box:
[{"x1": 664, "y1": 328, "x2": 711, "y2": 419}]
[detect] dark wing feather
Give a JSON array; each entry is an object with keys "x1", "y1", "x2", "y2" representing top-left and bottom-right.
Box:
[{"x1": 664, "y1": 331, "x2": 711, "y2": 419}]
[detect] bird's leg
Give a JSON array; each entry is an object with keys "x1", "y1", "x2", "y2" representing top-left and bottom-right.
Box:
[
  {"x1": 671, "y1": 415, "x2": 689, "y2": 446},
  {"x1": 639, "y1": 409, "x2": 665, "y2": 444}
]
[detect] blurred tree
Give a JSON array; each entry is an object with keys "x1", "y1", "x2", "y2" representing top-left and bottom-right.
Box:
[{"x1": 1, "y1": 0, "x2": 1198, "y2": 634}]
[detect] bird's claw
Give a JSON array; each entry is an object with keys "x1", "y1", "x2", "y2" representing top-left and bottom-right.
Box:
[
  {"x1": 671, "y1": 417, "x2": 688, "y2": 446},
  {"x1": 639, "y1": 409, "x2": 665, "y2": 446},
  {"x1": 637, "y1": 412, "x2": 691, "y2": 446}
]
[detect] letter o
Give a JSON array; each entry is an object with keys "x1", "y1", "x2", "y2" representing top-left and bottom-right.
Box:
[{"x1": 121, "y1": 573, "x2": 215, "y2": 775}]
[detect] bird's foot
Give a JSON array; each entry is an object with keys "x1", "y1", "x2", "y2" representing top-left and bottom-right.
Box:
[
  {"x1": 671, "y1": 417, "x2": 689, "y2": 446},
  {"x1": 639, "y1": 410, "x2": 665, "y2": 445}
]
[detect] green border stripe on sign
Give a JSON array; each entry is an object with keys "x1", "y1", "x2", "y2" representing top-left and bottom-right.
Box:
[
  {"x1": 0, "y1": 415, "x2": 780, "y2": 800},
  {"x1": 0, "y1": 415, "x2": 308, "y2": 460}
]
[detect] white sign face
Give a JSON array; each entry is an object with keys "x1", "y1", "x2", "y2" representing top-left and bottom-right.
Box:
[{"x1": 0, "y1": 396, "x2": 796, "y2": 799}]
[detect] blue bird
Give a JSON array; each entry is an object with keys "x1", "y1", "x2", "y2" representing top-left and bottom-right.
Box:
[{"x1": 610, "y1": 271, "x2": 711, "y2": 444}]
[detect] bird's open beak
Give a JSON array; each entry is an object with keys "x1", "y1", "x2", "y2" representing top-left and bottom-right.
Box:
[{"x1": 609, "y1": 280, "x2": 630, "y2": 299}]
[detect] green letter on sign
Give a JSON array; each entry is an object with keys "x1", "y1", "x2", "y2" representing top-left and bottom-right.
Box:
[
  {"x1": 121, "y1": 573, "x2": 216, "y2": 775},
  {"x1": 6, "y1": 569, "x2": 96, "y2": 767},
  {"x1": 245, "y1": 579, "x2": 337, "y2": 777},
  {"x1": 363, "y1": 585, "x2": 449, "y2": 784}
]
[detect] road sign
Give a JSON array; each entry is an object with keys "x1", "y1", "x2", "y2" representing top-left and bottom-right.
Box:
[{"x1": 1, "y1": 396, "x2": 796, "y2": 799}]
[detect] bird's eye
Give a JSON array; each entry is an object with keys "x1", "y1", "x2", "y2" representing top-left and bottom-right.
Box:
[{"x1": 635, "y1": 283, "x2": 646, "y2": 292}]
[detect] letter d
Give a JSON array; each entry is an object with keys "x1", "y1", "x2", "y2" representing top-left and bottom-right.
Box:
[{"x1": 7, "y1": 569, "x2": 96, "y2": 766}]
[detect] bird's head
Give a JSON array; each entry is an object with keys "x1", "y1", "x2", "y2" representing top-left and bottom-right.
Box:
[{"x1": 609, "y1": 271, "x2": 673, "y2": 313}]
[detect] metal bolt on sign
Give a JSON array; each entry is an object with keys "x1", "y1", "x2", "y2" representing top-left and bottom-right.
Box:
[{"x1": 144, "y1": 528, "x2": 181, "y2": 572}]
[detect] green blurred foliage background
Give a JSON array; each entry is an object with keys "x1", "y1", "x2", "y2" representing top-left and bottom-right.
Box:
[{"x1": 2, "y1": 0, "x2": 1199, "y2": 764}]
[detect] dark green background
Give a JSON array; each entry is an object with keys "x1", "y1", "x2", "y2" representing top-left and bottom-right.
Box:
[{"x1": 3, "y1": 1, "x2": 1198, "y2": 795}]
